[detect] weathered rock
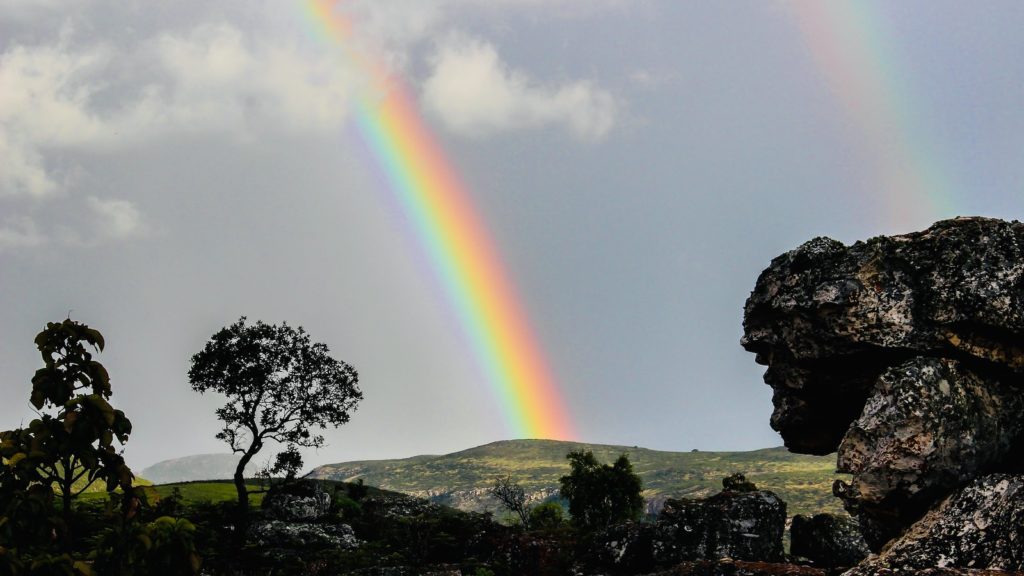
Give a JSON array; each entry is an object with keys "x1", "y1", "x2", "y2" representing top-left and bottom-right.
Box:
[
  {"x1": 656, "y1": 481, "x2": 786, "y2": 564},
  {"x1": 843, "y1": 474, "x2": 1024, "y2": 574},
  {"x1": 789, "y1": 513, "x2": 869, "y2": 568},
  {"x1": 261, "y1": 481, "x2": 332, "y2": 521},
  {"x1": 834, "y1": 357, "x2": 1024, "y2": 547},
  {"x1": 247, "y1": 519, "x2": 359, "y2": 550},
  {"x1": 640, "y1": 559, "x2": 826, "y2": 576},
  {"x1": 587, "y1": 478, "x2": 786, "y2": 572},
  {"x1": 741, "y1": 217, "x2": 1024, "y2": 547},
  {"x1": 742, "y1": 217, "x2": 1024, "y2": 453}
]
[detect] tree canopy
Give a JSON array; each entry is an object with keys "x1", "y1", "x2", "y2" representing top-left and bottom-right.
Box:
[
  {"x1": 1, "y1": 319, "x2": 136, "y2": 528},
  {"x1": 188, "y1": 317, "x2": 361, "y2": 513},
  {"x1": 559, "y1": 450, "x2": 644, "y2": 530}
]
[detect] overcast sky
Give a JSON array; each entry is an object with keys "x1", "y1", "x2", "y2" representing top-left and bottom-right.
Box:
[{"x1": 2, "y1": 0, "x2": 1023, "y2": 471}]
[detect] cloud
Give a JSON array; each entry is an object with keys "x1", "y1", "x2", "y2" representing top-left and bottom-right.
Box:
[
  {"x1": 0, "y1": 42, "x2": 110, "y2": 197},
  {"x1": 0, "y1": 22, "x2": 356, "y2": 196},
  {"x1": 0, "y1": 19, "x2": 358, "y2": 247},
  {"x1": 422, "y1": 36, "x2": 617, "y2": 141},
  {"x1": 0, "y1": 217, "x2": 45, "y2": 251},
  {"x1": 88, "y1": 196, "x2": 145, "y2": 240},
  {"x1": 150, "y1": 24, "x2": 354, "y2": 135}
]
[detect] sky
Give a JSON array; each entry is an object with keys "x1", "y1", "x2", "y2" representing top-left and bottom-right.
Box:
[{"x1": 2, "y1": 0, "x2": 1023, "y2": 471}]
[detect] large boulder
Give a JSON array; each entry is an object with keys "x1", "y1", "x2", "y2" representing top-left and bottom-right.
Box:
[
  {"x1": 247, "y1": 519, "x2": 359, "y2": 550},
  {"x1": 843, "y1": 474, "x2": 1024, "y2": 574},
  {"x1": 586, "y1": 475, "x2": 786, "y2": 573},
  {"x1": 833, "y1": 356, "x2": 1024, "y2": 547},
  {"x1": 789, "y1": 513, "x2": 869, "y2": 569},
  {"x1": 640, "y1": 560, "x2": 825, "y2": 575},
  {"x1": 261, "y1": 480, "x2": 332, "y2": 521},
  {"x1": 657, "y1": 482, "x2": 786, "y2": 563},
  {"x1": 741, "y1": 217, "x2": 1024, "y2": 549}
]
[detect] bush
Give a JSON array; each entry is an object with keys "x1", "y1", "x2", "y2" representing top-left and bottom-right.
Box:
[{"x1": 528, "y1": 502, "x2": 565, "y2": 530}]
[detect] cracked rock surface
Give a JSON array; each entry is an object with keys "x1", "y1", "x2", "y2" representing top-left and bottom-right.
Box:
[
  {"x1": 843, "y1": 474, "x2": 1024, "y2": 574},
  {"x1": 742, "y1": 217, "x2": 1024, "y2": 564}
]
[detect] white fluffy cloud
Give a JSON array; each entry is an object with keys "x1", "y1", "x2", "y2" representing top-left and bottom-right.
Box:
[
  {"x1": 0, "y1": 43, "x2": 111, "y2": 197},
  {"x1": 0, "y1": 22, "x2": 357, "y2": 195},
  {"x1": 422, "y1": 36, "x2": 617, "y2": 141},
  {"x1": 0, "y1": 20, "x2": 356, "y2": 245},
  {"x1": 150, "y1": 24, "x2": 354, "y2": 135}
]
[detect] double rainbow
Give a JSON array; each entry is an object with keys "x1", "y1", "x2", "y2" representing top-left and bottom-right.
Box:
[
  {"x1": 305, "y1": 0, "x2": 574, "y2": 440},
  {"x1": 787, "y1": 2, "x2": 956, "y2": 228}
]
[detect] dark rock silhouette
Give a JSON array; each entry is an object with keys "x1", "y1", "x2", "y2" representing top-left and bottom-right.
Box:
[
  {"x1": 742, "y1": 217, "x2": 1024, "y2": 570},
  {"x1": 789, "y1": 513, "x2": 868, "y2": 569},
  {"x1": 587, "y1": 475, "x2": 786, "y2": 572}
]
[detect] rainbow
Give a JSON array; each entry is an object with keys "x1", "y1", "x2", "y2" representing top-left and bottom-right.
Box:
[
  {"x1": 787, "y1": 2, "x2": 956, "y2": 228},
  {"x1": 305, "y1": 0, "x2": 574, "y2": 440}
]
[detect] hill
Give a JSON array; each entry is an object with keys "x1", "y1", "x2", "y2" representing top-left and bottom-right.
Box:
[
  {"x1": 140, "y1": 453, "x2": 257, "y2": 484},
  {"x1": 309, "y1": 439, "x2": 848, "y2": 517}
]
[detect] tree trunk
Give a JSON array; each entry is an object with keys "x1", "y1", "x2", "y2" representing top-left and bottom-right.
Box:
[
  {"x1": 61, "y1": 458, "x2": 74, "y2": 550},
  {"x1": 234, "y1": 441, "x2": 261, "y2": 516}
]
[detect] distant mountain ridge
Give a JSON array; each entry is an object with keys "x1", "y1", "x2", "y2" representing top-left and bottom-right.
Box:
[
  {"x1": 308, "y1": 439, "x2": 848, "y2": 517},
  {"x1": 141, "y1": 453, "x2": 257, "y2": 484}
]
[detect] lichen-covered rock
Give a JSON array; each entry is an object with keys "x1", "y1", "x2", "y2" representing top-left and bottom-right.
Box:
[
  {"x1": 741, "y1": 217, "x2": 1024, "y2": 548},
  {"x1": 657, "y1": 489, "x2": 786, "y2": 563},
  {"x1": 586, "y1": 479, "x2": 786, "y2": 572},
  {"x1": 843, "y1": 474, "x2": 1024, "y2": 575},
  {"x1": 833, "y1": 357, "x2": 1024, "y2": 547},
  {"x1": 742, "y1": 217, "x2": 1024, "y2": 454},
  {"x1": 261, "y1": 480, "x2": 332, "y2": 521},
  {"x1": 640, "y1": 559, "x2": 826, "y2": 576},
  {"x1": 247, "y1": 519, "x2": 359, "y2": 550},
  {"x1": 789, "y1": 513, "x2": 869, "y2": 568}
]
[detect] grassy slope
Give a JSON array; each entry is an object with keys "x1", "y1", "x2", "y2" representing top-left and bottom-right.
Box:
[
  {"x1": 310, "y1": 439, "x2": 848, "y2": 516},
  {"x1": 79, "y1": 479, "x2": 266, "y2": 505}
]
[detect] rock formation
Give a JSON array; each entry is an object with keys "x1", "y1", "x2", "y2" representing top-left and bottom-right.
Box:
[
  {"x1": 741, "y1": 217, "x2": 1024, "y2": 569},
  {"x1": 250, "y1": 480, "x2": 359, "y2": 552},
  {"x1": 845, "y1": 474, "x2": 1024, "y2": 575},
  {"x1": 789, "y1": 513, "x2": 869, "y2": 569},
  {"x1": 586, "y1": 475, "x2": 787, "y2": 573}
]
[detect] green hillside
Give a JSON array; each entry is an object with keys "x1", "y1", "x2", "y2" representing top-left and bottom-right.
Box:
[{"x1": 310, "y1": 439, "x2": 848, "y2": 517}]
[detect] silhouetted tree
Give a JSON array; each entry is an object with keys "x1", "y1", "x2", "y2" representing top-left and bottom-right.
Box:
[
  {"x1": 559, "y1": 450, "x2": 643, "y2": 530},
  {"x1": 0, "y1": 320, "x2": 136, "y2": 539},
  {"x1": 490, "y1": 474, "x2": 529, "y2": 527},
  {"x1": 188, "y1": 317, "x2": 361, "y2": 515},
  {"x1": 0, "y1": 319, "x2": 166, "y2": 574}
]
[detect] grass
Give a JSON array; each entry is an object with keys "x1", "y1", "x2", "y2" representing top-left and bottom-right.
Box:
[
  {"x1": 311, "y1": 439, "x2": 848, "y2": 516},
  {"x1": 78, "y1": 479, "x2": 267, "y2": 506}
]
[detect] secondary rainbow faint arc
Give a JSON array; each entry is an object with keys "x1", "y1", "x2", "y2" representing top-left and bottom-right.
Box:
[
  {"x1": 787, "y1": 2, "x2": 956, "y2": 228},
  {"x1": 305, "y1": 0, "x2": 575, "y2": 440}
]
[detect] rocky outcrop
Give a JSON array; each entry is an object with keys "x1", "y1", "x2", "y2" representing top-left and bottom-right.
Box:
[
  {"x1": 844, "y1": 474, "x2": 1024, "y2": 574},
  {"x1": 248, "y1": 520, "x2": 359, "y2": 550},
  {"x1": 741, "y1": 217, "x2": 1024, "y2": 568},
  {"x1": 641, "y1": 561, "x2": 825, "y2": 576},
  {"x1": 586, "y1": 475, "x2": 786, "y2": 573},
  {"x1": 833, "y1": 356, "x2": 1024, "y2": 546},
  {"x1": 261, "y1": 481, "x2": 332, "y2": 521},
  {"x1": 250, "y1": 480, "x2": 359, "y2": 553},
  {"x1": 789, "y1": 513, "x2": 868, "y2": 569},
  {"x1": 657, "y1": 477, "x2": 786, "y2": 563}
]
